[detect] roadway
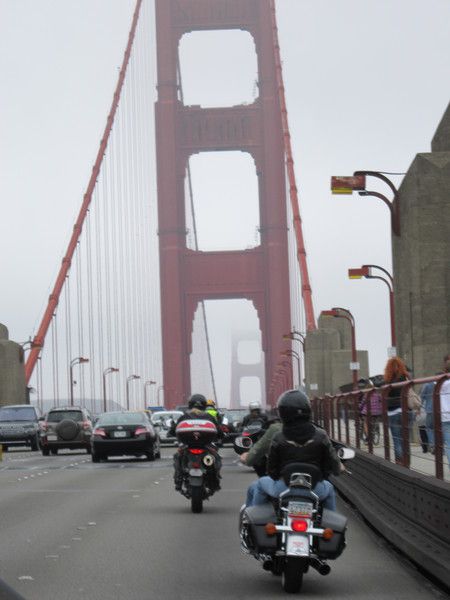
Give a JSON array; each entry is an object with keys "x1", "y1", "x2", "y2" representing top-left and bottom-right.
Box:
[{"x1": 0, "y1": 447, "x2": 446, "y2": 600}]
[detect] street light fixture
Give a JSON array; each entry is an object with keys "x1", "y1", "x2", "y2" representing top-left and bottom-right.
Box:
[
  {"x1": 330, "y1": 171, "x2": 400, "y2": 235},
  {"x1": 348, "y1": 264, "x2": 396, "y2": 351},
  {"x1": 126, "y1": 374, "x2": 141, "y2": 410},
  {"x1": 69, "y1": 357, "x2": 89, "y2": 407},
  {"x1": 102, "y1": 367, "x2": 119, "y2": 413},
  {"x1": 321, "y1": 308, "x2": 359, "y2": 390},
  {"x1": 283, "y1": 330, "x2": 305, "y2": 350},
  {"x1": 144, "y1": 380, "x2": 157, "y2": 408}
]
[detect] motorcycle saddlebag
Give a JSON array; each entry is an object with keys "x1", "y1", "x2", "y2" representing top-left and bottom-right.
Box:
[
  {"x1": 176, "y1": 419, "x2": 218, "y2": 446},
  {"x1": 317, "y1": 508, "x2": 347, "y2": 559},
  {"x1": 244, "y1": 503, "x2": 278, "y2": 551}
]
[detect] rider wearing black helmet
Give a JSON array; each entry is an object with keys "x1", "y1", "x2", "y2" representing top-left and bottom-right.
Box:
[
  {"x1": 246, "y1": 389, "x2": 343, "y2": 509},
  {"x1": 170, "y1": 394, "x2": 222, "y2": 491}
]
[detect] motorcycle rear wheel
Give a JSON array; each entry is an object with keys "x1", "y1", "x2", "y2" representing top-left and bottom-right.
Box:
[
  {"x1": 282, "y1": 557, "x2": 306, "y2": 593},
  {"x1": 191, "y1": 486, "x2": 203, "y2": 514}
]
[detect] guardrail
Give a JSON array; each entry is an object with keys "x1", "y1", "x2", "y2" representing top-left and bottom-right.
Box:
[
  {"x1": 311, "y1": 373, "x2": 450, "y2": 479},
  {"x1": 311, "y1": 374, "x2": 450, "y2": 589}
]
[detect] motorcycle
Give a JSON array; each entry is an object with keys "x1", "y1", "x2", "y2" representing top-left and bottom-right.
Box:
[
  {"x1": 233, "y1": 419, "x2": 267, "y2": 476},
  {"x1": 174, "y1": 419, "x2": 221, "y2": 513},
  {"x1": 239, "y1": 447, "x2": 355, "y2": 594}
]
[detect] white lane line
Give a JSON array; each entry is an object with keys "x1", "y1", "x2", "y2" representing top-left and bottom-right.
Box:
[
  {"x1": 45, "y1": 555, "x2": 59, "y2": 559},
  {"x1": 72, "y1": 537, "x2": 82, "y2": 541},
  {"x1": 88, "y1": 522, "x2": 96, "y2": 526},
  {"x1": 18, "y1": 576, "x2": 34, "y2": 581}
]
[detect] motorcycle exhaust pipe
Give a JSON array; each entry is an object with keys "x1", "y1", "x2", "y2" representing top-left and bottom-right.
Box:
[{"x1": 310, "y1": 558, "x2": 331, "y2": 576}]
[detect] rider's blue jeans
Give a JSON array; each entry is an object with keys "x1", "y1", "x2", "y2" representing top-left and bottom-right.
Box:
[{"x1": 246, "y1": 476, "x2": 336, "y2": 511}]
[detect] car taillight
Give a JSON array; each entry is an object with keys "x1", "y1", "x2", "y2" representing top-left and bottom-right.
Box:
[
  {"x1": 135, "y1": 426, "x2": 149, "y2": 436},
  {"x1": 93, "y1": 428, "x2": 106, "y2": 437},
  {"x1": 221, "y1": 425, "x2": 229, "y2": 433},
  {"x1": 82, "y1": 420, "x2": 91, "y2": 430},
  {"x1": 291, "y1": 519, "x2": 308, "y2": 533},
  {"x1": 188, "y1": 448, "x2": 204, "y2": 455}
]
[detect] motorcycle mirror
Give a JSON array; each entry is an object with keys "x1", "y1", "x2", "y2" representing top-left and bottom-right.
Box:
[
  {"x1": 234, "y1": 436, "x2": 253, "y2": 450},
  {"x1": 338, "y1": 447, "x2": 355, "y2": 460}
]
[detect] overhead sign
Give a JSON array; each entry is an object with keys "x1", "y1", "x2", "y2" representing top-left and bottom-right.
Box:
[{"x1": 349, "y1": 362, "x2": 360, "y2": 370}]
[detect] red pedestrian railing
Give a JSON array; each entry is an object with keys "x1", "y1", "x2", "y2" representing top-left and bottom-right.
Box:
[{"x1": 311, "y1": 373, "x2": 449, "y2": 480}]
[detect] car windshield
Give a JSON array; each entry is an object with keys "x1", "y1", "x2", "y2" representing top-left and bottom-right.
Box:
[
  {"x1": 47, "y1": 411, "x2": 84, "y2": 423},
  {"x1": 224, "y1": 410, "x2": 246, "y2": 421},
  {"x1": 97, "y1": 413, "x2": 145, "y2": 426},
  {"x1": 152, "y1": 411, "x2": 182, "y2": 423},
  {"x1": 0, "y1": 407, "x2": 37, "y2": 422}
]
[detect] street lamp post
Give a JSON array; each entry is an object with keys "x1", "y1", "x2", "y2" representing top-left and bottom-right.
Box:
[
  {"x1": 348, "y1": 264, "x2": 396, "y2": 351},
  {"x1": 281, "y1": 349, "x2": 301, "y2": 386},
  {"x1": 69, "y1": 357, "x2": 89, "y2": 407},
  {"x1": 331, "y1": 171, "x2": 400, "y2": 235},
  {"x1": 126, "y1": 375, "x2": 141, "y2": 410},
  {"x1": 157, "y1": 385, "x2": 164, "y2": 407},
  {"x1": 321, "y1": 308, "x2": 359, "y2": 390},
  {"x1": 102, "y1": 367, "x2": 119, "y2": 413},
  {"x1": 144, "y1": 380, "x2": 157, "y2": 408}
]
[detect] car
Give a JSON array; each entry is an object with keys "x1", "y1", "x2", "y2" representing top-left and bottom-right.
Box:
[
  {"x1": 0, "y1": 404, "x2": 42, "y2": 451},
  {"x1": 150, "y1": 410, "x2": 183, "y2": 445},
  {"x1": 91, "y1": 411, "x2": 161, "y2": 462},
  {"x1": 40, "y1": 406, "x2": 93, "y2": 455}
]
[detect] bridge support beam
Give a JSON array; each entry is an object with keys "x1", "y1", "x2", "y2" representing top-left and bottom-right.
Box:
[{"x1": 155, "y1": 0, "x2": 292, "y2": 408}]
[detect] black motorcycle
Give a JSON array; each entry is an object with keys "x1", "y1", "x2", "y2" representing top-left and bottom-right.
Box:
[
  {"x1": 233, "y1": 419, "x2": 267, "y2": 476},
  {"x1": 174, "y1": 419, "x2": 221, "y2": 513},
  {"x1": 239, "y1": 447, "x2": 354, "y2": 594}
]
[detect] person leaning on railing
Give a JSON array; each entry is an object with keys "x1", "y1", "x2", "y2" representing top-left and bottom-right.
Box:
[
  {"x1": 383, "y1": 357, "x2": 414, "y2": 464},
  {"x1": 440, "y1": 357, "x2": 450, "y2": 473}
]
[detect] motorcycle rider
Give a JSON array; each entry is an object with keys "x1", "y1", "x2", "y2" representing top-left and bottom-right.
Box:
[
  {"x1": 205, "y1": 398, "x2": 222, "y2": 425},
  {"x1": 246, "y1": 389, "x2": 343, "y2": 510},
  {"x1": 170, "y1": 394, "x2": 222, "y2": 491},
  {"x1": 241, "y1": 400, "x2": 268, "y2": 429}
]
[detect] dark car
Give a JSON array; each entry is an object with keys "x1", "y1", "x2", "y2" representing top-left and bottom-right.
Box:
[
  {"x1": 91, "y1": 411, "x2": 161, "y2": 462},
  {"x1": 0, "y1": 404, "x2": 42, "y2": 451},
  {"x1": 40, "y1": 406, "x2": 93, "y2": 455}
]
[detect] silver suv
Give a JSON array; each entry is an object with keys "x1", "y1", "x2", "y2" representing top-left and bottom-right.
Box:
[
  {"x1": 40, "y1": 407, "x2": 93, "y2": 455},
  {"x1": 0, "y1": 404, "x2": 42, "y2": 451}
]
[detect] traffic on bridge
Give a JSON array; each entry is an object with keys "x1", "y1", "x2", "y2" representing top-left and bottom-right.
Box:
[{"x1": 1, "y1": 0, "x2": 449, "y2": 598}]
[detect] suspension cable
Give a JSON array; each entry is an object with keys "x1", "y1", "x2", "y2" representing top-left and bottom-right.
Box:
[
  {"x1": 25, "y1": 0, "x2": 144, "y2": 382},
  {"x1": 269, "y1": 0, "x2": 316, "y2": 331}
]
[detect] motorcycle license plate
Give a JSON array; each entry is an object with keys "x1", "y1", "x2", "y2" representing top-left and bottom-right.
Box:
[
  {"x1": 286, "y1": 534, "x2": 310, "y2": 557},
  {"x1": 189, "y1": 468, "x2": 203, "y2": 477},
  {"x1": 288, "y1": 501, "x2": 313, "y2": 517}
]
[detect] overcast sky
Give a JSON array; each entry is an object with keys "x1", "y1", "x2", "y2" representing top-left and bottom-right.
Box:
[{"x1": 1, "y1": 0, "x2": 449, "y2": 405}]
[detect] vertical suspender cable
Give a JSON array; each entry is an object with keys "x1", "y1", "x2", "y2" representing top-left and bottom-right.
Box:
[
  {"x1": 25, "y1": 0, "x2": 144, "y2": 383},
  {"x1": 269, "y1": 0, "x2": 316, "y2": 331}
]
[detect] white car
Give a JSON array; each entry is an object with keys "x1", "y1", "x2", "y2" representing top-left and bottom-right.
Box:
[{"x1": 151, "y1": 410, "x2": 183, "y2": 444}]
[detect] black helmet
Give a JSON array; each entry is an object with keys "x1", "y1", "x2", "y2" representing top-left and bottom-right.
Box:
[
  {"x1": 277, "y1": 389, "x2": 311, "y2": 423},
  {"x1": 188, "y1": 393, "x2": 207, "y2": 410}
]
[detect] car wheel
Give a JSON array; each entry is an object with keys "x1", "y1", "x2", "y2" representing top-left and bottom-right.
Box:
[
  {"x1": 146, "y1": 450, "x2": 155, "y2": 461},
  {"x1": 30, "y1": 435, "x2": 39, "y2": 451},
  {"x1": 42, "y1": 447, "x2": 49, "y2": 456},
  {"x1": 2, "y1": 445, "x2": 8, "y2": 452},
  {"x1": 92, "y1": 452, "x2": 100, "y2": 463},
  {"x1": 86, "y1": 445, "x2": 91, "y2": 454},
  {"x1": 50, "y1": 448, "x2": 58, "y2": 455}
]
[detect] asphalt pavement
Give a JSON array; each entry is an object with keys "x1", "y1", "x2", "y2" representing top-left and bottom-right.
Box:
[{"x1": 0, "y1": 447, "x2": 447, "y2": 600}]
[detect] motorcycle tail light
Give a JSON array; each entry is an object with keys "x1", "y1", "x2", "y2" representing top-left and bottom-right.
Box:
[
  {"x1": 265, "y1": 523, "x2": 277, "y2": 536},
  {"x1": 242, "y1": 432, "x2": 251, "y2": 437},
  {"x1": 322, "y1": 528, "x2": 334, "y2": 540},
  {"x1": 188, "y1": 448, "x2": 204, "y2": 455},
  {"x1": 291, "y1": 519, "x2": 308, "y2": 533}
]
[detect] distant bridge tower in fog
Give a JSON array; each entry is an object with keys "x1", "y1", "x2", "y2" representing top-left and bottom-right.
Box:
[{"x1": 229, "y1": 331, "x2": 265, "y2": 409}]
